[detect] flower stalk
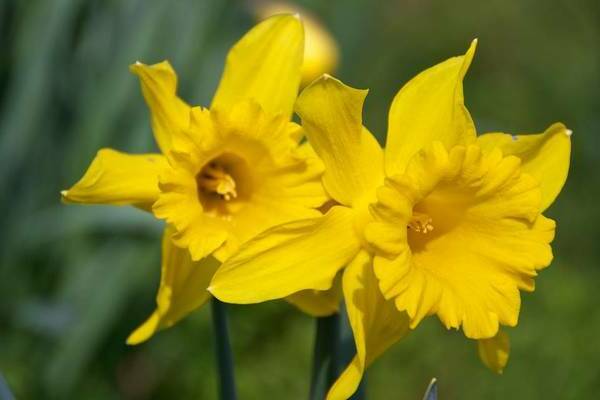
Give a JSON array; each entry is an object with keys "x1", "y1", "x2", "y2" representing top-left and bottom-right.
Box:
[
  {"x1": 309, "y1": 313, "x2": 340, "y2": 400},
  {"x1": 211, "y1": 298, "x2": 237, "y2": 400}
]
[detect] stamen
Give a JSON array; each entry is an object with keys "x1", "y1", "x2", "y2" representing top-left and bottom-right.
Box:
[
  {"x1": 408, "y1": 211, "x2": 434, "y2": 234},
  {"x1": 198, "y1": 162, "x2": 238, "y2": 201}
]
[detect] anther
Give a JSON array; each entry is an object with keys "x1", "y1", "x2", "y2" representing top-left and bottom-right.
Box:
[
  {"x1": 408, "y1": 212, "x2": 434, "y2": 234},
  {"x1": 198, "y1": 162, "x2": 238, "y2": 201}
]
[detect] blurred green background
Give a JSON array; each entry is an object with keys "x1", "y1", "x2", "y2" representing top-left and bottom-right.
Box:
[{"x1": 1, "y1": 0, "x2": 599, "y2": 398}]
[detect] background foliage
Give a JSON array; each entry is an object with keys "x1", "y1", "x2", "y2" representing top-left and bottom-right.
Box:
[{"x1": 1, "y1": 0, "x2": 599, "y2": 398}]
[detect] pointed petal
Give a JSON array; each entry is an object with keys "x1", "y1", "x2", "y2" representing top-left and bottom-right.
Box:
[
  {"x1": 477, "y1": 122, "x2": 571, "y2": 211},
  {"x1": 385, "y1": 40, "x2": 477, "y2": 176},
  {"x1": 209, "y1": 206, "x2": 360, "y2": 304},
  {"x1": 130, "y1": 61, "x2": 191, "y2": 153},
  {"x1": 61, "y1": 149, "x2": 167, "y2": 210},
  {"x1": 477, "y1": 329, "x2": 510, "y2": 374},
  {"x1": 327, "y1": 251, "x2": 410, "y2": 400},
  {"x1": 295, "y1": 75, "x2": 384, "y2": 206},
  {"x1": 211, "y1": 14, "x2": 303, "y2": 119},
  {"x1": 127, "y1": 227, "x2": 220, "y2": 345}
]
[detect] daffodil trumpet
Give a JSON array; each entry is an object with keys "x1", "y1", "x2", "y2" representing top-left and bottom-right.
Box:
[{"x1": 210, "y1": 39, "x2": 571, "y2": 399}]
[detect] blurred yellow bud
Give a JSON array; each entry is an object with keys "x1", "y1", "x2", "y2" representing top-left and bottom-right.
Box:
[{"x1": 252, "y1": 1, "x2": 339, "y2": 85}]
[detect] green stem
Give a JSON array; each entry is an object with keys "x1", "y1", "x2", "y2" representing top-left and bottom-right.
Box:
[
  {"x1": 211, "y1": 298, "x2": 237, "y2": 400},
  {"x1": 309, "y1": 313, "x2": 340, "y2": 400}
]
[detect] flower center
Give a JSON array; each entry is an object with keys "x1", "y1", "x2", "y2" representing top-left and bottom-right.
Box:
[
  {"x1": 407, "y1": 186, "x2": 470, "y2": 254},
  {"x1": 198, "y1": 162, "x2": 238, "y2": 201},
  {"x1": 408, "y1": 211, "x2": 434, "y2": 234},
  {"x1": 196, "y1": 152, "x2": 252, "y2": 217}
]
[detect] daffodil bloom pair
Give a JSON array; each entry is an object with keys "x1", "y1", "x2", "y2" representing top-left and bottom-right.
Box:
[
  {"x1": 210, "y1": 40, "x2": 571, "y2": 398},
  {"x1": 62, "y1": 14, "x2": 341, "y2": 344}
]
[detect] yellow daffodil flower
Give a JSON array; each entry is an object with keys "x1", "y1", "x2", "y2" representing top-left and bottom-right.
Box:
[
  {"x1": 251, "y1": 1, "x2": 339, "y2": 85},
  {"x1": 210, "y1": 40, "x2": 571, "y2": 398},
  {"x1": 61, "y1": 14, "x2": 338, "y2": 345}
]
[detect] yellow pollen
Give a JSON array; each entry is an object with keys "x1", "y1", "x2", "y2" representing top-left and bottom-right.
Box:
[
  {"x1": 198, "y1": 162, "x2": 238, "y2": 201},
  {"x1": 408, "y1": 211, "x2": 434, "y2": 234}
]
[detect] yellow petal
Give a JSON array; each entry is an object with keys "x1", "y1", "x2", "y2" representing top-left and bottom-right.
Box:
[
  {"x1": 477, "y1": 122, "x2": 571, "y2": 211},
  {"x1": 127, "y1": 227, "x2": 220, "y2": 345},
  {"x1": 385, "y1": 40, "x2": 477, "y2": 176},
  {"x1": 215, "y1": 197, "x2": 322, "y2": 261},
  {"x1": 170, "y1": 214, "x2": 229, "y2": 262},
  {"x1": 130, "y1": 61, "x2": 190, "y2": 154},
  {"x1": 61, "y1": 148, "x2": 167, "y2": 211},
  {"x1": 251, "y1": 1, "x2": 339, "y2": 85},
  {"x1": 477, "y1": 329, "x2": 510, "y2": 374},
  {"x1": 211, "y1": 14, "x2": 303, "y2": 119},
  {"x1": 327, "y1": 251, "x2": 410, "y2": 400},
  {"x1": 285, "y1": 278, "x2": 341, "y2": 317},
  {"x1": 295, "y1": 75, "x2": 384, "y2": 206},
  {"x1": 209, "y1": 206, "x2": 361, "y2": 304}
]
